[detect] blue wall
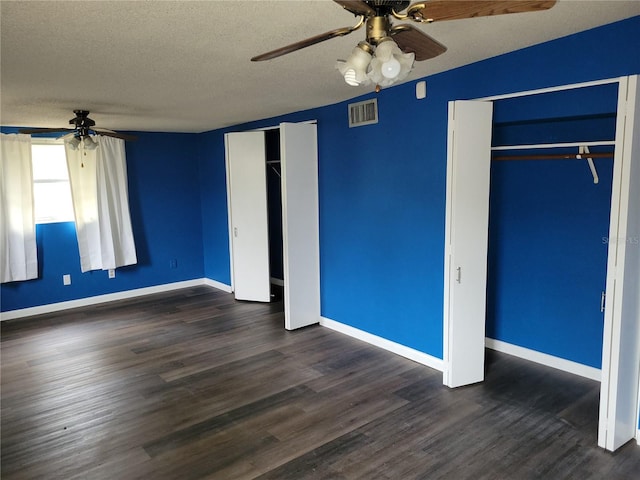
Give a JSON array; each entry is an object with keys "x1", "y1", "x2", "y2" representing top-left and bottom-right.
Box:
[
  {"x1": 198, "y1": 130, "x2": 231, "y2": 285},
  {"x1": 1, "y1": 131, "x2": 205, "y2": 311},
  {"x1": 2, "y1": 17, "x2": 639, "y2": 371}
]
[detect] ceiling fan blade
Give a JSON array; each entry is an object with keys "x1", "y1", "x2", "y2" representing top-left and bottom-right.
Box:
[
  {"x1": 93, "y1": 127, "x2": 119, "y2": 135},
  {"x1": 334, "y1": 0, "x2": 376, "y2": 17},
  {"x1": 19, "y1": 127, "x2": 73, "y2": 134},
  {"x1": 95, "y1": 129, "x2": 137, "y2": 141},
  {"x1": 252, "y1": 25, "x2": 358, "y2": 61},
  {"x1": 390, "y1": 24, "x2": 447, "y2": 61},
  {"x1": 406, "y1": 0, "x2": 556, "y2": 22}
]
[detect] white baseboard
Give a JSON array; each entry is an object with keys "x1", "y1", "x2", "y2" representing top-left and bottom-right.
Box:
[
  {"x1": 203, "y1": 278, "x2": 233, "y2": 293},
  {"x1": 485, "y1": 338, "x2": 601, "y2": 382},
  {"x1": 1, "y1": 278, "x2": 233, "y2": 321},
  {"x1": 320, "y1": 316, "x2": 443, "y2": 371}
]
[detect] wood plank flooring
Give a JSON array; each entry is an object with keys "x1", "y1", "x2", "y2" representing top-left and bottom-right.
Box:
[{"x1": 2, "y1": 285, "x2": 639, "y2": 479}]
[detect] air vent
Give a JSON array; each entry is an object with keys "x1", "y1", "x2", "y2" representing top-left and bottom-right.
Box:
[{"x1": 348, "y1": 98, "x2": 378, "y2": 127}]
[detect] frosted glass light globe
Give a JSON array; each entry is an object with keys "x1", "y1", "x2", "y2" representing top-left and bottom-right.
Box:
[
  {"x1": 343, "y1": 69, "x2": 359, "y2": 86},
  {"x1": 381, "y1": 57, "x2": 401, "y2": 79}
]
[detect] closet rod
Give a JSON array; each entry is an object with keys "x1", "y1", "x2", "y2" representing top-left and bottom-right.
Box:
[{"x1": 493, "y1": 152, "x2": 613, "y2": 161}]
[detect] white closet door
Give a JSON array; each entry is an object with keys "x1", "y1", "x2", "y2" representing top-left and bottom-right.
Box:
[
  {"x1": 443, "y1": 100, "x2": 494, "y2": 388},
  {"x1": 598, "y1": 75, "x2": 640, "y2": 451},
  {"x1": 225, "y1": 131, "x2": 271, "y2": 302},
  {"x1": 280, "y1": 122, "x2": 320, "y2": 330}
]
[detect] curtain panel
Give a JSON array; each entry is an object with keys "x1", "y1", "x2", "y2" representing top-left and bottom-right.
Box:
[
  {"x1": 65, "y1": 136, "x2": 137, "y2": 273},
  {"x1": 0, "y1": 133, "x2": 38, "y2": 283}
]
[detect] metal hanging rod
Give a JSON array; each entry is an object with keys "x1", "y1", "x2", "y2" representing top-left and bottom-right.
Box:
[{"x1": 492, "y1": 145, "x2": 612, "y2": 184}]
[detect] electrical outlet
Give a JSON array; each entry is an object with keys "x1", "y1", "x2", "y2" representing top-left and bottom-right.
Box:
[
  {"x1": 169, "y1": 259, "x2": 178, "y2": 269},
  {"x1": 63, "y1": 274, "x2": 71, "y2": 286},
  {"x1": 108, "y1": 269, "x2": 115, "y2": 279}
]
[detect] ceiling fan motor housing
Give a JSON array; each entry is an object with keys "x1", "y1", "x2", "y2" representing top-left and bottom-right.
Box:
[
  {"x1": 69, "y1": 110, "x2": 96, "y2": 137},
  {"x1": 367, "y1": 0, "x2": 410, "y2": 12},
  {"x1": 364, "y1": 1, "x2": 411, "y2": 44}
]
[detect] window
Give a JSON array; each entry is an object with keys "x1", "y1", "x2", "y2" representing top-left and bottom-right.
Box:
[{"x1": 31, "y1": 140, "x2": 74, "y2": 224}]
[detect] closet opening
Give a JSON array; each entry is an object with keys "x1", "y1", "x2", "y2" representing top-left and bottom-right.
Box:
[
  {"x1": 444, "y1": 76, "x2": 640, "y2": 451},
  {"x1": 225, "y1": 122, "x2": 320, "y2": 330},
  {"x1": 486, "y1": 82, "x2": 618, "y2": 375},
  {"x1": 265, "y1": 128, "x2": 284, "y2": 302}
]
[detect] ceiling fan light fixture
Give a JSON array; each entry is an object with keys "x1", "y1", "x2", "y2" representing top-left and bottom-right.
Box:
[
  {"x1": 368, "y1": 38, "x2": 414, "y2": 87},
  {"x1": 83, "y1": 135, "x2": 98, "y2": 150},
  {"x1": 66, "y1": 136, "x2": 81, "y2": 150},
  {"x1": 373, "y1": 38, "x2": 395, "y2": 62},
  {"x1": 336, "y1": 42, "x2": 373, "y2": 86}
]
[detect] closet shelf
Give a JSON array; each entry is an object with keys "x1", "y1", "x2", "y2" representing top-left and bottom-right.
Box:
[
  {"x1": 491, "y1": 140, "x2": 615, "y2": 151},
  {"x1": 493, "y1": 152, "x2": 613, "y2": 161}
]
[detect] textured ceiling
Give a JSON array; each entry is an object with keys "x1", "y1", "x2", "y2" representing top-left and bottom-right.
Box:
[{"x1": 1, "y1": 0, "x2": 639, "y2": 133}]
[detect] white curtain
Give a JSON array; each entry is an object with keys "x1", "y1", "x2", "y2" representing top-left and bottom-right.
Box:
[
  {"x1": 0, "y1": 133, "x2": 38, "y2": 283},
  {"x1": 65, "y1": 136, "x2": 137, "y2": 273}
]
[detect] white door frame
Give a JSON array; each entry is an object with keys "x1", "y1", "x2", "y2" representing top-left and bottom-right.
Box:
[
  {"x1": 598, "y1": 75, "x2": 640, "y2": 451},
  {"x1": 445, "y1": 75, "x2": 640, "y2": 451}
]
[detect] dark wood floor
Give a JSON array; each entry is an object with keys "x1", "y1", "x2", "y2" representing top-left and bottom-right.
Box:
[{"x1": 2, "y1": 286, "x2": 639, "y2": 479}]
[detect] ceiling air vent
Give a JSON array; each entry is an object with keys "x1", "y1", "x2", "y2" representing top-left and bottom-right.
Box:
[{"x1": 348, "y1": 98, "x2": 378, "y2": 128}]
